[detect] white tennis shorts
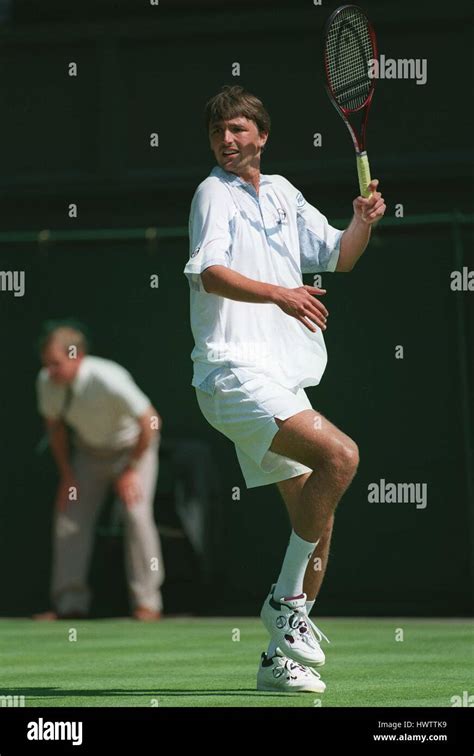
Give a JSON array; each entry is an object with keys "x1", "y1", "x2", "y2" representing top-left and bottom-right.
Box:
[{"x1": 195, "y1": 366, "x2": 313, "y2": 488}]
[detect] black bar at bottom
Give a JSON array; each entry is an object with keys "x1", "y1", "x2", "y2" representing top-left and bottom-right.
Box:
[{"x1": 0, "y1": 706, "x2": 471, "y2": 752}]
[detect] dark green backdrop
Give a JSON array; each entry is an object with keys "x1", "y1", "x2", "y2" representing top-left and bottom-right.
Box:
[{"x1": 0, "y1": 0, "x2": 472, "y2": 616}]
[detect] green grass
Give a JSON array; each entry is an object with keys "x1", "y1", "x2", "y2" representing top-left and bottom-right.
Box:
[{"x1": 1, "y1": 618, "x2": 472, "y2": 707}]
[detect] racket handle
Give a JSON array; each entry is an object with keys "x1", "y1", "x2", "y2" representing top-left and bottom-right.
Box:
[{"x1": 356, "y1": 151, "x2": 373, "y2": 198}]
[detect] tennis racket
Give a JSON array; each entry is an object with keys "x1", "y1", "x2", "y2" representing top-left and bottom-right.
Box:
[{"x1": 323, "y1": 4, "x2": 378, "y2": 198}]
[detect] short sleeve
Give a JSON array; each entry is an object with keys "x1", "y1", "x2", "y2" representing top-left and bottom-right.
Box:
[
  {"x1": 108, "y1": 369, "x2": 151, "y2": 418},
  {"x1": 296, "y1": 191, "x2": 343, "y2": 274},
  {"x1": 36, "y1": 370, "x2": 63, "y2": 420},
  {"x1": 183, "y1": 182, "x2": 234, "y2": 292}
]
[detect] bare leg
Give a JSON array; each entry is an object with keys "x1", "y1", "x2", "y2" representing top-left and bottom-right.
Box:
[
  {"x1": 277, "y1": 473, "x2": 335, "y2": 601},
  {"x1": 262, "y1": 409, "x2": 356, "y2": 666},
  {"x1": 270, "y1": 409, "x2": 359, "y2": 544}
]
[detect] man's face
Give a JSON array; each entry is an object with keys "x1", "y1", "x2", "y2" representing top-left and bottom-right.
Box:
[
  {"x1": 42, "y1": 342, "x2": 83, "y2": 385},
  {"x1": 209, "y1": 116, "x2": 268, "y2": 174}
]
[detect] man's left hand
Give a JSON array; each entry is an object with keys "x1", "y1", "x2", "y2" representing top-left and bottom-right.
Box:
[
  {"x1": 115, "y1": 468, "x2": 143, "y2": 509},
  {"x1": 353, "y1": 179, "x2": 386, "y2": 225}
]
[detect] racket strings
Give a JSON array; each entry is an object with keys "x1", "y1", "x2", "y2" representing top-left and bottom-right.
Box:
[{"x1": 325, "y1": 9, "x2": 374, "y2": 111}]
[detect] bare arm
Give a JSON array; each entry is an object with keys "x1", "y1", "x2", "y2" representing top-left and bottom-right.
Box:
[
  {"x1": 45, "y1": 418, "x2": 77, "y2": 512},
  {"x1": 201, "y1": 265, "x2": 279, "y2": 303},
  {"x1": 116, "y1": 404, "x2": 161, "y2": 509},
  {"x1": 201, "y1": 265, "x2": 328, "y2": 333},
  {"x1": 336, "y1": 216, "x2": 371, "y2": 272},
  {"x1": 45, "y1": 418, "x2": 73, "y2": 477},
  {"x1": 336, "y1": 179, "x2": 386, "y2": 272},
  {"x1": 125, "y1": 404, "x2": 161, "y2": 470}
]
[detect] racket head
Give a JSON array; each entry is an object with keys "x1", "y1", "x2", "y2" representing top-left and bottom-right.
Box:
[{"x1": 324, "y1": 4, "x2": 378, "y2": 151}]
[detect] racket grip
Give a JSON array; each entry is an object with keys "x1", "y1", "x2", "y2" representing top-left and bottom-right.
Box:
[{"x1": 356, "y1": 151, "x2": 372, "y2": 198}]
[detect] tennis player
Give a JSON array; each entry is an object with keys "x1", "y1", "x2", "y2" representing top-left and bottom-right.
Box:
[{"x1": 184, "y1": 85, "x2": 385, "y2": 693}]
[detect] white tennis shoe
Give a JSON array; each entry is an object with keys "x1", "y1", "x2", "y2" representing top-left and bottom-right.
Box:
[
  {"x1": 256, "y1": 648, "x2": 326, "y2": 693},
  {"x1": 260, "y1": 584, "x2": 329, "y2": 666}
]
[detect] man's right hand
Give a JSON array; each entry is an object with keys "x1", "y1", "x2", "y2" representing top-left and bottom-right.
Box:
[
  {"x1": 272, "y1": 285, "x2": 328, "y2": 333},
  {"x1": 55, "y1": 473, "x2": 78, "y2": 513}
]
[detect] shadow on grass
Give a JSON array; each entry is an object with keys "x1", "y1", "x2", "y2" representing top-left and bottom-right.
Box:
[{"x1": 2, "y1": 687, "x2": 299, "y2": 699}]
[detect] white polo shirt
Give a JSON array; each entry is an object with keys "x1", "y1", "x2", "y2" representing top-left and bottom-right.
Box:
[
  {"x1": 184, "y1": 165, "x2": 343, "y2": 391},
  {"x1": 36, "y1": 355, "x2": 151, "y2": 450}
]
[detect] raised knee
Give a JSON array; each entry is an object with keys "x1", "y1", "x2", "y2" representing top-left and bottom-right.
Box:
[
  {"x1": 324, "y1": 439, "x2": 359, "y2": 481},
  {"x1": 344, "y1": 439, "x2": 359, "y2": 472}
]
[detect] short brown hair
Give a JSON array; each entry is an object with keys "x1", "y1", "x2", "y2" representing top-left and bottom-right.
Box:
[
  {"x1": 204, "y1": 85, "x2": 271, "y2": 138},
  {"x1": 38, "y1": 319, "x2": 90, "y2": 356}
]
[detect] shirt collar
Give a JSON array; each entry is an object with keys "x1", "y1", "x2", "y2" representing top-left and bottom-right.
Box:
[{"x1": 210, "y1": 165, "x2": 270, "y2": 194}]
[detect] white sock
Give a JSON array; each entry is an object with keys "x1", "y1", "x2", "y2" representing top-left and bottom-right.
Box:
[
  {"x1": 273, "y1": 530, "x2": 319, "y2": 601},
  {"x1": 266, "y1": 639, "x2": 278, "y2": 659},
  {"x1": 306, "y1": 599, "x2": 315, "y2": 615}
]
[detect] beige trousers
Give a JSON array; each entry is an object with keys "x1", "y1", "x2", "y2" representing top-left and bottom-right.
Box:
[{"x1": 50, "y1": 437, "x2": 164, "y2": 615}]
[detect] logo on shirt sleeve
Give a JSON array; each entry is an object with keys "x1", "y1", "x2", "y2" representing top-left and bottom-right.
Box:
[
  {"x1": 296, "y1": 192, "x2": 306, "y2": 209},
  {"x1": 190, "y1": 244, "x2": 201, "y2": 258}
]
